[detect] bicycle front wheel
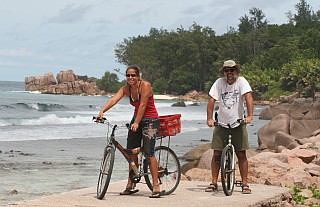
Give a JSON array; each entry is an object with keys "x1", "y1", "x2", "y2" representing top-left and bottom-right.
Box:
[
  {"x1": 220, "y1": 146, "x2": 235, "y2": 196},
  {"x1": 144, "y1": 146, "x2": 181, "y2": 195},
  {"x1": 97, "y1": 146, "x2": 115, "y2": 199}
]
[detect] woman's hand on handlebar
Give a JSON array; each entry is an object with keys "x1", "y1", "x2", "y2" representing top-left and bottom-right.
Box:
[
  {"x1": 131, "y1": 122, "x2": 139, "y2": 132},
  {"x1": 96, "y1": 111, "x2": 104, "y2": 120},
  {"x1": 93, "y1": 115, "x2": 106, "y2": 123}
]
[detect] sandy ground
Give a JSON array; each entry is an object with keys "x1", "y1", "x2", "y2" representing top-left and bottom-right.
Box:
[{"x1": 2, "y1": 180, "x2": 293, "y2": 207}]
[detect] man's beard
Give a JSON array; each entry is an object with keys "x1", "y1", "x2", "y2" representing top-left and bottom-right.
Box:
[{"x1": 227, "y1": 75, "x2": 236, "y2": 80}]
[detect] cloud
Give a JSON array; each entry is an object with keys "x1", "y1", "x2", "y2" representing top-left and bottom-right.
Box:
[
  {"x1": 0, "y1": 60, "x2": 26, "y2": 67},
  {"x1": 0, "y1": 48, "x2": 33, "y2": 57},
  {"x1": 1, "y1": 0, "x2": 319, "y2": 81},
  {"x1": 122, "y1": 7, "x2": 158, "y2": 24},
  {"x1": 46, "y1": 4, "x2": 92, "y2": 24},
  {"x1": 182, "y1": 5, "x2": 205, "y2": 15}
]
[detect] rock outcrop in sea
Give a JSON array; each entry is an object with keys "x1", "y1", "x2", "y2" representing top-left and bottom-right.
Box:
[{"x1": 25, "y1": 70, "x2": 104, "y2": 95}]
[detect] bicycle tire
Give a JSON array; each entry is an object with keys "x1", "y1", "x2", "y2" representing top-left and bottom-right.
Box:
[
  {"x1": 220, "y1": 146, "x2": 235, "y2": 196},
  {"x1": 144, "y1": 146, "x2": 181, "y2": 195},
  {"x1": 97, "y1": 146, "x2": 115, "y2": 199}
]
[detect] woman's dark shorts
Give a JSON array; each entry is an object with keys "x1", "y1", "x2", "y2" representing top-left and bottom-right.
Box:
[
  {"x1": 127, "y1": 117, "x2": 159, "y2": 157},
  {"x1": 211, "y1": 124, "x2": 249, "y2": 151}
]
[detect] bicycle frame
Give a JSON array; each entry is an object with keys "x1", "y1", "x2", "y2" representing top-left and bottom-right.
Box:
[
  {"x1": 226, "y1": 125, "x2": 236, "y2": 176},
  {"x1": 106, "y1": 123, "x2": 150, "y2": 181}
]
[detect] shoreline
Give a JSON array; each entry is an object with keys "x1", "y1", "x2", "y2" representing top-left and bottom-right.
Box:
[{"x1": 153, "y1": 94, "x2": 179, "y2": 100}]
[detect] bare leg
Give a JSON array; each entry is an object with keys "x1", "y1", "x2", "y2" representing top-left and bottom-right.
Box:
[
  {"x1": 205, "y1": 150, "x2": 221, "y2": 192},
  {"x1": 120, "y1": 155, "x2": 140, "y2": 195},
  {"x1": 236, "y1": 151, "x2": 251, "y2": 193},
  {"x1": 211, "y1": 150, "x2": 221, "y2": 184},
  {"x1": 149, "y1": 156, "x2": 161, "y2": 198},
  {"x1": 149, "y1": 156, "x2": 159, "y2": 187},
  {"x1": 235, "y1": 151, "x2": 248, "y2": 184},
  {"x1": 126, "y1": 155, "x2": 138, "y2": 188}
]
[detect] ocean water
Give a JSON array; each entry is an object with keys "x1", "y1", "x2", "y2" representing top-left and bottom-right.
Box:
[
  {"x1": 0, "y1": 81, "x2": 267, "y2": 143},
  {"x1": 0, "y1": 81, "x2": 210, "y2": 141},
  {"x1": 0, "y1": 81, "x2": 268, "y2": 204}
]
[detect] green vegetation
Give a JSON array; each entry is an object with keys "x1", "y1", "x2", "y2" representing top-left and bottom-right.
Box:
[
  {"x1": 287, "y1": 184, "x2": 320, "y2": 206},
  {"x1": 97, "y1": 0, "x2": 320, "y2": 99},
  {"x1": 96, "y1": 71, "x2": 125, "y2": 93}
]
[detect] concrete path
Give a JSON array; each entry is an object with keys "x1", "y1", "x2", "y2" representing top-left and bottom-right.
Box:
[{"x1": 2, "y1": 180, "x2": 293, "y2": 207}]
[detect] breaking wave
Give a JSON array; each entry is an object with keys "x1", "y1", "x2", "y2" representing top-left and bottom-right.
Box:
[{"x1": 0, "y1": 114, "x2": 92, "y2": 127}]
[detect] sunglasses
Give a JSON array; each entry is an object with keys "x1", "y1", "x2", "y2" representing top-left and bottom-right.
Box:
[
  {"x1": 126, "y1": 74, "x2": 137, "y2": 77},
  {"x1": 224, "y1": 68, "x2": 236, "y2": 73}
]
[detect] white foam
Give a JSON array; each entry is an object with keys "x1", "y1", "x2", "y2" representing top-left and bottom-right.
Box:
[{"x1": 19, "y1": 114, "x2": 92, "y2": 126}]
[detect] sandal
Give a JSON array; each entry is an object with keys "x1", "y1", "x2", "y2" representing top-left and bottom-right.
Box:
[
  {"x1": 149, "y1": 184, "x2": 161, "y2": 198},
  {"x1": 205, "y1": 183, "x2": 218, "y2": 192},
  {"x1": 149, "y1": 191, "x2": 161, "y2": 198},
  {"x1": 242, "y1": 184, "x2": 251, "y2": 194},
  {"x1": 120, "y1": 184, "x2": 139, "y2": 195}
]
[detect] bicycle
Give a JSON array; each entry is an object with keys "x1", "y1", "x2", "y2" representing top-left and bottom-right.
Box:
[
  {"x1": 93, "y1": 114, "x2": 181, "y2": 200},
  {"x1": 214, "y1": 113, "x2": 244, "y2": 196}
]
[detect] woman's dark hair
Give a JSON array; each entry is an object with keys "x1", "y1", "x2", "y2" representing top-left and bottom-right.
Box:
[{"x1": 126, "y1": 65, "x2": 140, "y2": 76}]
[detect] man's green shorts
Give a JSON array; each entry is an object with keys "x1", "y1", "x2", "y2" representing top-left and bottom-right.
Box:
[{"x1": 211, "y1": 124, "x2": 249, "y2": 151}]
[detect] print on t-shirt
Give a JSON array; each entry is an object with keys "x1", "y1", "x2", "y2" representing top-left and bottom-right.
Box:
[{"x1": 221, "y1": 89, "x2": 239, "y2": 109}]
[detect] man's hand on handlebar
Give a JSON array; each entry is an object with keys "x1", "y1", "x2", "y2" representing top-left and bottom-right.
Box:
[
  {"x1": 244, "y1": 115, "x2": 253, "y2": 124},
  {"x1": 207, "y1": 118, "x2": 215, "y2": 127}
]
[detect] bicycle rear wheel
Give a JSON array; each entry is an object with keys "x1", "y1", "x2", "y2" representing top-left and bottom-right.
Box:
[
  {"x1": 144, "y1": 146, "x2": 181, "y2": 195},
  {"x1": 220, "y1": 146, "x2": 235, "y2": 196},
  {"x1": 97, "y1": 146, "x2": 115, "y2": 199}
]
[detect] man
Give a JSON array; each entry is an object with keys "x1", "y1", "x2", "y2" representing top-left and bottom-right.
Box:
[{"x1": 206, "y1": 60, "x2": 253, "y2": 194}]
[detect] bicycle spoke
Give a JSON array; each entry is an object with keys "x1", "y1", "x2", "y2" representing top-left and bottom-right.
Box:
[
  {"x1": 97, "y1": 146, "x2": 115, "y2": 199},
  {"x1": 220, "y1": 147, "x2": 235, "y2": 196},
  {"x1": 144, "y1": 146, "x2": 181, "y2": 195}
]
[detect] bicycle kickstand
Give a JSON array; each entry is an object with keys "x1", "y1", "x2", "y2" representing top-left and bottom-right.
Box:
[{"x1": 235, "y1": 180, "x2": 242, "y2": 187}]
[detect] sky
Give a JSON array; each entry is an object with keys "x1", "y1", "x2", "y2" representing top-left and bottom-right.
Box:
[{"x1": 0, "y1": 0, "x2": 319, "y2": 82}]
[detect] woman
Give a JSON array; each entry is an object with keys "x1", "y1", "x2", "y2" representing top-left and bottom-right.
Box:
[{"x1": 96, "y1": 65, "x2": 161, "y2": 198}]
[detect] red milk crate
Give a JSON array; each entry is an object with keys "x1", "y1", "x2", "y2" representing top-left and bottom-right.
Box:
[{"x1": 157, "y1": 114, "x2": 181, "y2": 137}]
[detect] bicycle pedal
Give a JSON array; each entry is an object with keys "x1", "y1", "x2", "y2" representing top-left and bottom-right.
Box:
[{"x1": 235, "y1": 180, "x2": 242, "y2": 187}]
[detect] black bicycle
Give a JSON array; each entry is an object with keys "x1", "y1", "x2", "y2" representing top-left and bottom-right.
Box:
[
  {"x1": 215, "y1": 113, "x2": 244, "y2": 196},
  {"x1": 93, "y1": 115, "x2": 181, "y2": 199}
]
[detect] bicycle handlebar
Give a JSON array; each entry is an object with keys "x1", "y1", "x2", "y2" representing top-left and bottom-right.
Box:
[
  {"x1": 213, "y1": 112, "x2": 245, "y2": 128},
  {"x1": 92, "y1": 116, "x2": 129, "y2": 129},
  {"x1": 214, "y1": 119, "x2": 245, "y2": 128},
  {"x1": 92, "y1": 116, "x2": 108, "y2": 124},
  {"x1": 237, "y1": 119, "x2": 245, "y2": 125}
]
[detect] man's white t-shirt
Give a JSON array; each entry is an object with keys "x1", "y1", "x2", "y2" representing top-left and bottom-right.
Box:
[{"x1": 208, "y1": 76, "x2": 252, "y2": 128}]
